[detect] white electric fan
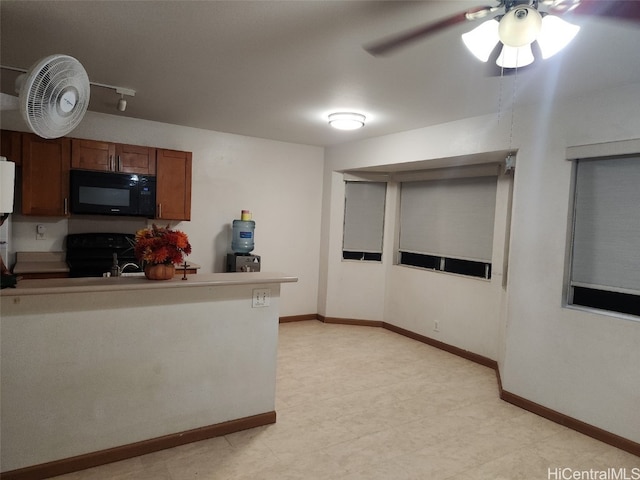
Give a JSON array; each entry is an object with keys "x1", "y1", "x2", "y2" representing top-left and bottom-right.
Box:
[{"x1": 16, "y1": 54, "x2": 90, "y2": 139}]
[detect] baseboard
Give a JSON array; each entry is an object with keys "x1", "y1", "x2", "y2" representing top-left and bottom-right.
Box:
[
  {"x1": 317, "y1": 315, "x2": 639, "y2": 457},
  {"x1": 318, "y1": 314, "x2": 384, "y2": 328},
  {"x1": 499, "y1": 386, "x2": 640, "y2": 457},
  {"x1": 0, "y1": 411, "x2": 276, "y2": 480},
  {"x1": 382, "y1": 322, "x2": 498, "y2": 369},
  {"x1": 279, "y1": 313, "x2": 318, "y2": 323}
]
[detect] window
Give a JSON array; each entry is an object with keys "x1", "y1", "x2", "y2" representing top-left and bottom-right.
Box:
[
  {"x1": 568, "y1": 155, "x2": 640, "y2": 317},
  {"x1": 342, "y1": 181, "x2": 386, "y2": 261},
  {"x1": 398, "y1": 175, "x2": 497, "y2": 279}
]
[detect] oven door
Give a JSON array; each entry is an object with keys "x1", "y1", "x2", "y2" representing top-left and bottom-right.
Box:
[{"x1": 70, "y1": 170, "x2": 141, "y2": 216}]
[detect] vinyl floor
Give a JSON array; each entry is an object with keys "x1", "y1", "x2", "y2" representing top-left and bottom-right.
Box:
[{"x1": 53, "y1": 320, "x2": 639, "y2": 479}]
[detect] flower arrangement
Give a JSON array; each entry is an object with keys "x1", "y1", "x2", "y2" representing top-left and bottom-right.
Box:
[{"x1": 133, "y1": 224, "x2": 191, "y2": 266}]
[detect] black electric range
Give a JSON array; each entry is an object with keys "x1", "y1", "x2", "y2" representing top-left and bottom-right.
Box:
[{"x1": 66, "y1": 233, "x2": 140, "y2": 277}]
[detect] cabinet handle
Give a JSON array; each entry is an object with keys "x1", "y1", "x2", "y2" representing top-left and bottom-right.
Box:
[
  {"x1": 64, "y1": 198, "x2": 69, "y2": 215},
  {"x1": 117, "y1": 155, "x2": 121, "y2": 171},
  {"x1": 109, "y1": 155, "x2": 114, "y2": 171},
  {"x1": 157, "y1": 204, "x2": 162, "y2": 218}
]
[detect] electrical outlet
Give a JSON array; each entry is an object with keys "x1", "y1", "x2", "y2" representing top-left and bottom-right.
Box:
[
  {"x1": 252, "y1": 288, "x2": 271, "y2": 308},
  {"x1": 36, "y1": 224, "x2": 46, "y2": 240},
  {"x1": 433, "y1": 320, "x2": 440, "y2": 332}
]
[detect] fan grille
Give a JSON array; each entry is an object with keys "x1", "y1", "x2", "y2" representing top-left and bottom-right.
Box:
[{"x1": 19, "y1": 54, "x2": 90, "y2": 139}]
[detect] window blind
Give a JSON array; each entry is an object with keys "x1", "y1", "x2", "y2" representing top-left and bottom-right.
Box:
[
  {"x1": 343, "y1": 181, "x2": 386, "y2": 253},
  {"x1": 571, "y1": 156, "x2": 640, "y2": 294},
  {"x1": 399, "y1": 176, "x2": 497, "y2": 263}
]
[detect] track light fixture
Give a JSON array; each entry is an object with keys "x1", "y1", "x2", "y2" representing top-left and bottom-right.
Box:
[
  {"x1": 0, "y1": 64, "x2": 136, "y2": 113},
  {"x1": 117, "y1": 94, "x2": 127, "y2": 112},
  {"x1": 98, "y1": 85, "x2": 135, "y2": 112}
]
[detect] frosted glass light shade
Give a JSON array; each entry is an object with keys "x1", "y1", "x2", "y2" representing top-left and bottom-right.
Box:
[
  {"x1": 328, "y1": 112, "x2": 366, "y2": 130},
  {"x1": 498, "y1": 6, "x2": 542, "y2": 47},
  {"x1": 537, "y1": 15, "x2": 580, "y2": 59},
  {"x1": 0, "y1": 157, "x2": 15, "y2": 214},
  {"x1": 461, "y1": 19, "x2": 500, "y2": 62},
  {"x1": 496, "y1": 44, "x2": 535, "y2": 68}
]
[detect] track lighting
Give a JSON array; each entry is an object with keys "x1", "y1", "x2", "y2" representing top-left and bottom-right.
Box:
[
  {"x1": 110, "y1": 87, "x2": 135, "y2": 112},
  {"x1": 117, "y1": 95, "x2": 127, "y2": 112},
  {"x1": 0, "y1": 64, "x2": 137, "y2": 113}
]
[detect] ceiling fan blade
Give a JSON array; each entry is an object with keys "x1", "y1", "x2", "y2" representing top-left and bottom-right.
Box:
[
  {"x1": 556, "y1": 0, "x2": 640, "y2": 23},
  {"x1": 365, "y1": 6, "x2": 496, "y2": 57}
]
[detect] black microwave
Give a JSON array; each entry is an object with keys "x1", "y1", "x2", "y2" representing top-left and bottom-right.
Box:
[{"x1": 70, "y1": 170, "x2": 156, "y2": 217}]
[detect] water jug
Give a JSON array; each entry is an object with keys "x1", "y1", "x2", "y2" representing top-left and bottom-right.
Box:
[{"x1": 231, "y1": 210, "x2": 255, "y2": 254}]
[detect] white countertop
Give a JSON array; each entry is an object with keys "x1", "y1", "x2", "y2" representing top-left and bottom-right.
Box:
[
  {"x1": 1, "y1": 272, "x2": 298, "y2": 296},
  {"x1": 12, "y1": 251, "x2": 69, "y2": 274}
]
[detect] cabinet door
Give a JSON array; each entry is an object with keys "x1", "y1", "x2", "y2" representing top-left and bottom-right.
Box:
[
  {"x1": 115, "y1": 144, "x2": 156, "y2": 175},
  {"x1": 156, "y1": 149, "x2": 192, "y2": 221},
  {"x1": 22, "y1": 134, "x2": 71, "y2": 216},
  {"x1": 1, "y1": 130, "x2": 22, "y2": 165},
  {"x1": 71, "y1": 139, "x2": 115, "y2": 171}
]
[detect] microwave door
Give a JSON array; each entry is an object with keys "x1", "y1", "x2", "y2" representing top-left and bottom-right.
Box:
[
  {"x1": 77, "y1": 185, "x2": 131, "y2": 214},
  {"x1": 70, "y1": 170, "x2": 140, "y2": 216}
]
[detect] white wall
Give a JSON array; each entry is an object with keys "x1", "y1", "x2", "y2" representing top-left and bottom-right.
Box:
[
  {"x1": 321, "y1": 119, "x2": 513, "y2": 357},
  {"x1": 322, "y1": 81, "x2": 640, "y2": 443},
  {"x1": 1, "y1": 111, "x2": 324, "y2": 317},
  {"x1": 1, "y1": 281, "x2": 282, "y2": 471}
]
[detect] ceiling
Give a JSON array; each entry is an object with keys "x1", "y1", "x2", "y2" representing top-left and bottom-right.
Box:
[{"x1": 1, "y1": 1, "x2": 639, "y2": 147}]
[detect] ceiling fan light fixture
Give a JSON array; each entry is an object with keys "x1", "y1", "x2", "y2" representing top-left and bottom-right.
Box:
[
  {"x1": 461, "y1": 18, "x2": 500, "y2": 62},
  {"x1": 328, "y1": 112, "x2": 366, "y2": 130},
  {"x1": 496, "y1": 44, "x2": 535, "y2": 68},
  {"x1": 537, "y1": 14, "x2": 580, "y2": 59},
  {"x1": 498, "y1": 6, "x2": 542, "y2": 47}
]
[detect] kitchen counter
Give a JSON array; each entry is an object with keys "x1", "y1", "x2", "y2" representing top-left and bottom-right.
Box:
[
  {"x1": 11, "y1": 252, "x2": 203, "y2": 279},
  {"x1": 1, "y1": 271, "x2": 294, "y2": 297},
  {"x1": 1, "y1": 271, "x2": 297, "y2": 477},
  {"x1": 12, "y1": 251, "x2": 70, "y2": 278}
]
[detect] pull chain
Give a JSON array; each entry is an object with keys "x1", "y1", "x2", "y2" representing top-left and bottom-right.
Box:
[
  {"x1": 508, "y1": 59, "x2": 518, "y2": 157},
  {"x1": 497, "y1": 49, "x2": 519, "y2": 173}
]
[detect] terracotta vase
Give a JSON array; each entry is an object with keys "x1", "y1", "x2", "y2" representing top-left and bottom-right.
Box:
[{"x1": 144, "y1": 263, "x2": 175, "y2": 280}]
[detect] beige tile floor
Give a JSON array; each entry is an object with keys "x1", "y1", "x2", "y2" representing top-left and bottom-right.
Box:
[{"x1": 54, "y1": 320, "x2": 638, "y2": 480}]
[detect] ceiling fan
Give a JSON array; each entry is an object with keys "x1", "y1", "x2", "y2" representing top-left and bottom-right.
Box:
[{"x1": 365, "y1": 0, "x2": 640, "y2": 72}]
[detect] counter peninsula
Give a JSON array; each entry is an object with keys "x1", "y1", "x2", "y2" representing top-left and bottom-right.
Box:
[{"x1": 0, "y1": 272, "x2": 297, "y2": 479}]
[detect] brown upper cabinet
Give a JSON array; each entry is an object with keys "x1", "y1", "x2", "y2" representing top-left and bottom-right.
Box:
[
  {"x1": 71, "y1": 139, "x2": 156, "y2": 175},
  {"x1": 1, "y1": 130, "x2": 22, "y2": 165},
  {"x1": 156, "y1": 149, "x2": 192, "y2": 221},
  {"x1": 21, "y1": 133, "x2": 71, "y2": 216},
  {"x1": 4, "y1": 131, "x2": 191, "y2": 219}
]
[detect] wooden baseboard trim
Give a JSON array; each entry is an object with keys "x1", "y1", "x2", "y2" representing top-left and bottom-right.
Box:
[
  {"x1": 279, "y1": 313, "x2": 318, "y2": 323},
  {"x1": 318, "y1": 315, "x2": 384, "y2": 328},
  {"x1": 500, "y1": 387, "x2": 640, "y2": 456},
  {"x1": 382, "y1": 322, "x2": 498, "y2": 369},
  {"x1": 0, "y1": 411, "x2": 276, "y2": 480}
]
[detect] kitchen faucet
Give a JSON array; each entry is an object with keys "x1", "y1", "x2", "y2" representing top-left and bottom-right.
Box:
[
  {"x1": 110, "y1": 253, "x2": 140, "y2": 277},
  {"x1": 119, "y1": 263, "x2": 140, "y2": 274}
]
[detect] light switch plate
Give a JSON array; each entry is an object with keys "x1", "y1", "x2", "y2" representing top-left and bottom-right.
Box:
[{"x1": 252, "y1": 288, "x2": 271, "y2": 308}]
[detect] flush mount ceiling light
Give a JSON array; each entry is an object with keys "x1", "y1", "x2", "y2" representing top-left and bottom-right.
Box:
[
  {"x1": 328, "y1": 112, "x2": 366, "y2": 130},
  {"x1": 461, "y1": 3, "x2": 580, "y2": 69}
]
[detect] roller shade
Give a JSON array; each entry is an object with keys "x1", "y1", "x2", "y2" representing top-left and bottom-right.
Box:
[
  {"x1": 399, "y1": 176, "x2": 497, "y2": 263},
  {"x1": 343, "y1": 181, "x2": 386, "y2": 253},
  {"x1": 571, "y1": 156, "x2": 640, "y2": 294}
]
